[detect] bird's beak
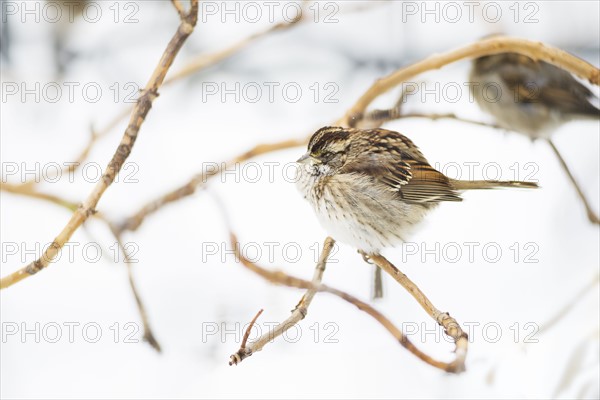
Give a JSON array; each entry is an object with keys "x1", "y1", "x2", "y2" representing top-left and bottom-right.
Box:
[{"x1": 296, "y1": 153, "x2": 312, "y2": 164}]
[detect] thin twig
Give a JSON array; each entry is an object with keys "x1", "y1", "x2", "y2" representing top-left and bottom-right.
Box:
[
  {"x1": 3, "y1": 127, "x2": 100, "y2": 189},
  {"x1": 11, "y1": 127, "x2": 100, "y2": 187},
  {"x1": 0, "y1": 182, "x2": 79, "y2": 211},
  {"x1": 2, "y1": 0, "x2": 306, "y2": 190},
  {"x1": 82, "y1": 0, "x2": 307, "y2": 149},
  {"x1": 118, "y1": 137, "x2": 306, "y2": 233},
  {"x1": 103, "y1": 217, "x2": 162, "y2": 352},
  {"x1": 0, "y1": 183, "x2": 162, "y2": 350},
  {"x1": 0, "y1": 0, "x2": 200, "y2": 290},
  {"x1": 547, "y1": 139, "x2": 599, "y2": 224},
  {"x1": 165, "y1": 2, "x2": 306, "y2": 85},
  {"x1": 366, "y1": 111, "x2": 506, "y2": 132},
  {"x1": 239, "y1": 309, "x2": 264, "y2": 351}
]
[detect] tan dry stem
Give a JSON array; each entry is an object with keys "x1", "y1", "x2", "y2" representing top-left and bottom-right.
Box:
[
  {"x1": 0, "y1": 1, "x2": 200, "y2": 289},
  {"x1": 229, "y1": 235, "x2": 467, "y2": 373}
]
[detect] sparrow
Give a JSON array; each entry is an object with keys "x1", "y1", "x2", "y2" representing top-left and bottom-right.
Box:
[
  {"x1": 470, "y1": 52, "x2": 599, "y2": 223},
  {"x1": 296, "y1": 126, "x2": 538, "y2": 255}
]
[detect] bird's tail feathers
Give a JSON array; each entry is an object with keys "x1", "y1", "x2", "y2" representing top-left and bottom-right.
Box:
[{"x1": 451, "y1": 179, "x2": 538, "y2": 190}]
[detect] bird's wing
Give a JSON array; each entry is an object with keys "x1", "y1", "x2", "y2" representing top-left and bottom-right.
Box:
[
  {"x1": 499, "y1": 55, "x2": 599, "y2": 117},
  {"x1": 341, "y1": 129, "x2": 462, "y2": 203}
]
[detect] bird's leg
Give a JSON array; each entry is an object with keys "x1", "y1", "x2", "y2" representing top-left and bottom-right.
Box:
[
  {"x1": 547, "y1": 139, "x2": 599, "y2": 224},
  {"x1": 373, "y1": 267, "x2": 384, "y2": 299},
  {"x1": 359, "y1": 250, "x2": 384, "y2": 299},
  {"x1": 359, "y1": 250, "x2": 372, "y2": 264}
]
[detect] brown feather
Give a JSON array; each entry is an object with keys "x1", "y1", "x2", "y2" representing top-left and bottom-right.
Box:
[
  {"x1": 476, "y1": 53, "x2": 600, "y2": 117},
  {"x1": 341, "y1": 128, "x2": 462, "y2": 203}
]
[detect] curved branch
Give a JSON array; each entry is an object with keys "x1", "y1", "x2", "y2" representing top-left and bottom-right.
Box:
[
  {"x1": 0, "y1": 1, "x2": 200, "y2": 289},
  {"x1": 368, "y1": 253, "x2": 468, "y2": 372},
  {"x1": 117, "y1": 37, "x2": 600, "y2": 234},
  {"x1": 342, "y1": 36, "x2": 600, "y2": 126}
]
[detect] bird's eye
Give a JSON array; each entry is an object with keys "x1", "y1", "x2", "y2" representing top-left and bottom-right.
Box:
[{"x1": 319, "y1": 151, "x2": 334, "y2": 161}]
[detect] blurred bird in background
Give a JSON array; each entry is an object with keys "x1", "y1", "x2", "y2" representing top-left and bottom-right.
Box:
[{"x1": 470, "y1": 51, "x2": 600, "y2": 224}]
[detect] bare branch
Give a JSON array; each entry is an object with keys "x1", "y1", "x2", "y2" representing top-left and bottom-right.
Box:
[
  {"x1": 361, "y1": 108, "x2": 506, "y2": 132},
  {"x1": 398, "y1": 112, "x2": 505, "y2": 130},
  {"x1": 104, "y1": 218, "x2": 162, "y2": 352},
  {"x1": 0, "y1": 1, "x2": 200, "y2": 290},
  {"x1": 0, "y1": 183, "x2": 163, "y2": 350},
  {"x1": 228, "y1": 234, "x2": 466, "y2": 373},
  {"x1": 72, "y1": 1, "x2": 307, "y2": 148},
  {"x1": 1, "y1": 108, "x2": 506, "y2": 217},
  {"x1": 119, "y1": 38, "x2": 599, "y2": 234},
  {"x1": 165, "y1": 3, "x2": 306, "y2": 85},
  {"x1": 342, "y1": 36, "x2": 600, "y2": 127},
  {"x1": 367, "y1": 253, "x2": 468, "y2": 372},
  {"x1": 18, "y1": 127, "x2": 100, "y2": 187},
  {"x1": 229, "y1": 237, "x2": 334, "y2": 365}
]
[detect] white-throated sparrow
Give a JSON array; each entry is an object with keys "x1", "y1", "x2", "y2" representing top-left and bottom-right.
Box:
[
  {"x1": 297, "y1": 127, "x2": 537, "y2": 254},
  {"x1": 470, "y1": 52, "x2": 599, "y2": 223},
  {"x1": 470, "y1": 53, "x2": 600, "y2": 138}
]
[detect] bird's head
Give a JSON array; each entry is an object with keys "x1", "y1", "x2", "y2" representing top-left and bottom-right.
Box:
[{"x1": 297, "y1": 127, "x2": 351, "y2": 175}]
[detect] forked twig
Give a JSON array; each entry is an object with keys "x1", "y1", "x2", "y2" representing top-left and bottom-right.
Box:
[
  {"x1": 239, "y1": 309, "x2": 264, "y2": 351},
  {"x1": 229, "y1": 235, "x2": 467, "y2": 373},
  {"x1": 229, "y1": 237, "x2": 334, "y2": 366}
]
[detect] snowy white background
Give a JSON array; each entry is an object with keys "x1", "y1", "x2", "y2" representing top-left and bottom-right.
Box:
[{"x1": 1, "y1": 1, "x2": 599, "y2": 399}]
